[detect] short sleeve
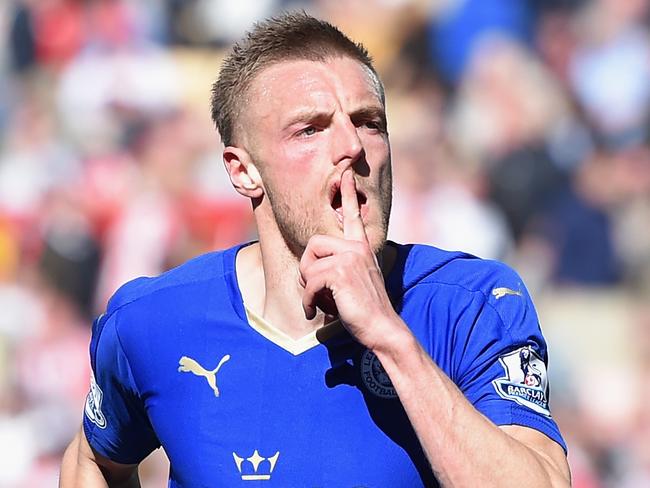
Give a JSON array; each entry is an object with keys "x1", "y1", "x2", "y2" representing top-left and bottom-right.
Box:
[
  {"x1": 452, "y1": 267, "x2": 567, "y2": 452},
  {"x1": 83, "y1": 310, "x2": 161, "y2": 464}
]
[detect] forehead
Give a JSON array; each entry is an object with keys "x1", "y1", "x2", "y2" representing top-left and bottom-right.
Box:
[{"x1": 246, "y1": 57, "x2": 383, "y2": 118}]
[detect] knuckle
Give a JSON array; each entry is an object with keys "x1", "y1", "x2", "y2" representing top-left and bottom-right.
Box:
[
  {"x1": 352, "y1": 240, "x2": 367, "y2": 253},
  {"x1": 308, "y1": 234, "x2": 326, "y2": 246},
  {"x1": 346, "y1": 241, "x2": 368, "y2": 258},
  {"x1": 341, "y1": 250, "x2": 357, "y2": 265},
  {"x1": 358, "y1": 239, "x2": 371, "y2": 253}
]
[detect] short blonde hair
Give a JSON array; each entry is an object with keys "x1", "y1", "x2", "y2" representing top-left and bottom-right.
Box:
[{"x1": 210, "y1": 11, "x2": 383, "y2": 146}]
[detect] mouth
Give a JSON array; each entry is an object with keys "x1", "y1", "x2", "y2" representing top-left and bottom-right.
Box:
[{"x1": 329, "y1": 180, "x2": 368, "y2": 218}]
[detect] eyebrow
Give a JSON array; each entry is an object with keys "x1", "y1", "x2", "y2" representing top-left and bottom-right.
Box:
[
  {"x1": 349, "y1": 106, "x2": 387, "y2": 126},
  {"x1": 282, "y1": 105, "x2": 386, "y2": 131},
  {"x1": 282, "y1": 109, "x2": 335, "y2": 131}
]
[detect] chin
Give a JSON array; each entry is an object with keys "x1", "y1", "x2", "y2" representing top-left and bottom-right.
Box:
[
  {"x1": 366, "y1": 227, "x2": 389, "y2": 255},
  {"x1": 370, "y1": 237, "x2": 388, "y2": 256}
]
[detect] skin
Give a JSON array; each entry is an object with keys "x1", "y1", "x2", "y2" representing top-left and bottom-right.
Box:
[
  {"x1": 60, "y1": 56, "x2": 571, "y2": 487},
  {"x1": 60, "y1": 429, "x2": 140, "y2": 488},
  {"x1": 225, "y1": 57, "x2": 394, "y2": 337},
  {"x1": 231, "y1": 58, "x2": 392, "y2": 256}
]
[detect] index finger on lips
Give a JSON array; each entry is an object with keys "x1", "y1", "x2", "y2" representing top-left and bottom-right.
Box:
[{"x1": 341, "y1": 169, "x2": 368, "y2": 243}]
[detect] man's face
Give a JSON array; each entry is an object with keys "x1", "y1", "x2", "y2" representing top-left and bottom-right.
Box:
[{"x1": 240, "y1": 56, "x2": 392, "y2": 256}]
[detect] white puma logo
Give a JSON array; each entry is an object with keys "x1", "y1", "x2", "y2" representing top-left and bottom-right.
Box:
[
  {"x1": 178, "y1": 354, "x2": 231, "y2": 397},
  {"x1": 492, "y1": 287, "x2": 523, "y2": 300}
]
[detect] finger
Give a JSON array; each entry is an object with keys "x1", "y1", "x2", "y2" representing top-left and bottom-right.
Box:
[
  {"x1": 301, "y1": 271, "x2": 338, "y2": 319},
  {"x1": 299, "y1": 234, "x2": 363, "y2": 283},
  {"x1": 299, "y1": 252, "x2": 331, "y2": 318},
  {"x1": 301, "y1": 254, "x2": 340, "y2": 319},
  {"x1": 300, "y1": 253, "x2": 340, "y2": 288},
  {"x1": 341, "y1": 169, "x2": 368, "y2": 243},
  {"x1": 303, "y1": 288, "x2": 338, "y2": 320}
]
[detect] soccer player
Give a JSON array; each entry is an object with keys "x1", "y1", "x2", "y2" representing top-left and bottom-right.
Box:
[{"x1": 60, "y1": 12, "x2": 571, "y2": 487}]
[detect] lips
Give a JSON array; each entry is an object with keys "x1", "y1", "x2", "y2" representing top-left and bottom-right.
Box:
[{"x1": 329, "y1": 179, "x2": 368, "y2": 218}]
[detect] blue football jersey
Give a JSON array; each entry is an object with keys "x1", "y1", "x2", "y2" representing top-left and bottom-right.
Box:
[{"x1": 83, "y1": 242, "x2": 566, "y2": 487}]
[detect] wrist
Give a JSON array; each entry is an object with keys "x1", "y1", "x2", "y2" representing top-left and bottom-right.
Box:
[{"x1": 367, "y1": 313, "x2": 418, "y2": 359}]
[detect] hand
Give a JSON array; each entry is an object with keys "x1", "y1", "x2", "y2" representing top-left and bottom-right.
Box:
[{"x1": 299, "y1": 169, "x2": 399, "y2": 349}]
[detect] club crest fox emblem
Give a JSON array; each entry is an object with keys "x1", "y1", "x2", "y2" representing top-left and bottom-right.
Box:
[{"x1": 178, "y1": 354, "x2": 230, "y2": 397}]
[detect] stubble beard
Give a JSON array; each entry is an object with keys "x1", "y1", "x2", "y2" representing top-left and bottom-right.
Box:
[{"x1": 264, "y1": 165, "x2": 393, "y2": 260}]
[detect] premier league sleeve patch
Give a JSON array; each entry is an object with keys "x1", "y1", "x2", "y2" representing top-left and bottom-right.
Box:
[
  {"x1": 84, "y1": 371, "x2": 107, "y2": 429},
  {"x1": 491, "y1": 346, "x2": 551, "y2": 417}
]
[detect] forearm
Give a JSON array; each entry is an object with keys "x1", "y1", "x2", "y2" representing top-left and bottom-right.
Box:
[
  {"x1": 60, "y1": 429, "x2": 141, "y2": 488},
  {"x1": 372, "y1": 317, "x2": 570, "y2": 488}
]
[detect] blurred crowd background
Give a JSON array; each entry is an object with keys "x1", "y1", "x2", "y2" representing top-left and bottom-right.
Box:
[{"x1": 0, "y1": 0, "x2": 649, "y2": 486}]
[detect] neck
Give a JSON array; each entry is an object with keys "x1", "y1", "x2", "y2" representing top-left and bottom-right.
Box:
[
  {"x1": 236, "y1": 235, "x2": 395, "y2": 341},
  {"x1": 236, "y1": 238, "x2": 330, "y2": 340}
]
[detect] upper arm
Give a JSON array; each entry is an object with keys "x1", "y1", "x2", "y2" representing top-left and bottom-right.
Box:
[
  {"x1": 451, "y1": 265, "x2": 567, "y2": 451},
  {"x1": 84, "y1": 310, "x2": 160, "y2": 463},
  {"x1": 500, "y1": 425, "x2": 571, "y2": 487},
  {"x1": 60, "y1": 428, "x2": 140, "y2": 488}
]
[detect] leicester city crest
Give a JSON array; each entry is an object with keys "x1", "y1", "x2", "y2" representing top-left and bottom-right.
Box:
[
  {"x1": 360, "y1": 349, "x2": 397, "y2": 399},
  {"x1": 492, "y1": 346, "x2": 551, "y2": 417}
]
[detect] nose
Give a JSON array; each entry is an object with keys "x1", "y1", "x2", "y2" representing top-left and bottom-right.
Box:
[{"x1": 332, "y1": 114, "x2": 364, "y2": 168}]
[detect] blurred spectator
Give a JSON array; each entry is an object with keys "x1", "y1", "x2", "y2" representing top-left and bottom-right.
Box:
[
  {"x1": 526, "y1": 151, "x2": 623, "y2": 285},
  {"x1": 447, "y1": 35, "x2": 582, "y2": 244},
  {"x1": 388, "y1": 84, "x2": 513, "y2": 259},
  {"x1": 520, "y1": 132, "x2": 650, "y2": 287},
  {"x1": 603, "y1": 137, "x2": 650, "y2": 288},
  {"x1": 56, "y1": 42, "x2": 182, "y2": 152},
  {"x1": 428, "y1": 0, "x2": 535, "y2": 84},
  {"x1": 38, "y1": 188, "x2": 101, "y2": 318},
  {"x1": 0, "y1": 90, "x2": 81, "y2": 228},
  {"x1": 535, "y1": 2, "x2": 582, "y2": 84},
  {"x1": 570, "y1": 0, "x2": 650, "y2": 141},
  {"x1": 166, "y1": 0, "x2": 279, "y2": 45},
  {"x1": 8, "y1": 1, "x2": 36, "y2": 73}
]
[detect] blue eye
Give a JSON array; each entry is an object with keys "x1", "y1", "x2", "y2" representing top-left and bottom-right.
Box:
[{"x1": 300, "y1": 126, "x2": 317, "y2": 136}]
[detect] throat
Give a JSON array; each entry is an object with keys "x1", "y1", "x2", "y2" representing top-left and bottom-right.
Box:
[{"x1": 237, "y1": 240, "x2": 331, "y2": 339}]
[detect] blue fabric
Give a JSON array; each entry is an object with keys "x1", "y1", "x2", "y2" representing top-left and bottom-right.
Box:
[{"x1": 84, "y1": 242, "x2": 565, "y2": 486}]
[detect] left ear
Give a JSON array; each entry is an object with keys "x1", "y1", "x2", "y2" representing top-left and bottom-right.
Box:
[{"x1": 222, "y1": 146, "x2": 264, "y2": 199}]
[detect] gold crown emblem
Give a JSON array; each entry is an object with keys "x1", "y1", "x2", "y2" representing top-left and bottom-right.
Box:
[{"x1": 232, "y1": 450, "x2": 280, "y2": 480}]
